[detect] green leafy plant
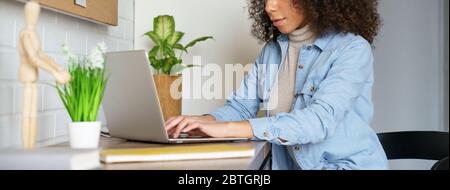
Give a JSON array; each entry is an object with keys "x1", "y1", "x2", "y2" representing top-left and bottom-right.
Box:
[
  {"x1": 145, "y1": 15, "x2": 214, "y2": 75},
  {"x1": 56, "y1": 43, "x2": 109, "y2": 122}
]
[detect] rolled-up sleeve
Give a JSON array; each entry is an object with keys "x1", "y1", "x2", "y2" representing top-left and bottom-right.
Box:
[{"x1": 249, "y1": 38, "x2": 374, "y2": 146}]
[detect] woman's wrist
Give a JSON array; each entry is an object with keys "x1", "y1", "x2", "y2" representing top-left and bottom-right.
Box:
[
  {"x1": 201, "y1": 114, "x2": 216, "y2": 122},
  {"x1": 226, "y1": 121, "x2": 254, "y2": 139}
]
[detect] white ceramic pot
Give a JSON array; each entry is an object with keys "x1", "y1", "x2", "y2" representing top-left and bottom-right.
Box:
[{"x1": 69, "y1": 121, "x2": 101, "y2": 149}]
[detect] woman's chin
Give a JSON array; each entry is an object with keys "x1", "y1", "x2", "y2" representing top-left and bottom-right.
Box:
[{"x1": 276, "y1": 27, "x2": 296, "y2": 34}]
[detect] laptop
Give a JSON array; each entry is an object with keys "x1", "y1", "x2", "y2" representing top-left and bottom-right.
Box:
[{"x1": 103, "y1": 50, "x2": 249, "y2": 144}]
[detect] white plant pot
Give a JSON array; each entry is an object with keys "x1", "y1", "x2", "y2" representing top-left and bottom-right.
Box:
[{"x1": 69, "y1": 121, "x2": 101, "y2": 149}]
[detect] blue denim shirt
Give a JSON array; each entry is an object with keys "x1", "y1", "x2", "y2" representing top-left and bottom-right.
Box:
[{"x1": 209, "y1": 32, "x2": 389, "y2": 170}]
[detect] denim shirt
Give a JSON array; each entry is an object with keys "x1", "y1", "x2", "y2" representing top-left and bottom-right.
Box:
[{"x1": 209, "y1": 32, "x2": 389, "y2": 170}]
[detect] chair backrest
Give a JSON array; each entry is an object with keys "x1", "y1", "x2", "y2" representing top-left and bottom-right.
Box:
[
  {"x1": 431, "y1": 157, "x2": 449, "y2": 170},
  {"x1": 377, "y1": 131, "x2": 449, "y2": 160}
]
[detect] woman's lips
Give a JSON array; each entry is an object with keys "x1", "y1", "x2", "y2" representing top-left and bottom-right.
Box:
[{"x1": 272, "y1": 18, "x2": 286, "y2": 27}]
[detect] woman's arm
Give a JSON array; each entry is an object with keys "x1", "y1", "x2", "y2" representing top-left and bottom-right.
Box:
[{"x1": 168, "y1": 120, "x2": 254, "y2": 139}]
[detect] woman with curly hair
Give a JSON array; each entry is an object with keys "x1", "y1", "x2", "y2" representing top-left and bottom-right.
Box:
[{"x1": 166, "y1": 0, "x2": 388, "y2": 170}]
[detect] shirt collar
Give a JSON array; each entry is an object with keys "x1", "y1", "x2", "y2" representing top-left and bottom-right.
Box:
[{"x1": 276, "y1": 31, "x2": 336, "y2": 51}]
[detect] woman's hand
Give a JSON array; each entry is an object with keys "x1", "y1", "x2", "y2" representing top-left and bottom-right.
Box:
[
  {"x1": 172, "y1": 121, "x2": 231, "y2": 138},
  {"x1": 165, "y1": 115, "x2": 216, "y2": 137},
  {"x1": 165, "y1": 116, "x2": 254, "y2": 139}
]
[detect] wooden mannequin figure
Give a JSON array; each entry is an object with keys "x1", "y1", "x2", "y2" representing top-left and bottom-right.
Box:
[{"x1": 18, "y1": 1, "x2": 71, "y2": 149}]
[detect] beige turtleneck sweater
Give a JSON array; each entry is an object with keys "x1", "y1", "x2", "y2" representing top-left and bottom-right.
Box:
[{"x1": 269, "y1": 25, "x2": 316, "y2": 116}]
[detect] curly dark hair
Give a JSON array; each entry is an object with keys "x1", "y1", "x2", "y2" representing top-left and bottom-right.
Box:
[{"x1": 248, "y1": 0, "x2": 381, "y2": 44}]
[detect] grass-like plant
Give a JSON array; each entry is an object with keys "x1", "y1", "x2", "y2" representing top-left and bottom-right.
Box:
[
  {"x1": 56, "y1": 43, "x2": 108, "y2": 122},
  {"x1": 145, "y1": 15, "x2": 214, "y2": 75}
]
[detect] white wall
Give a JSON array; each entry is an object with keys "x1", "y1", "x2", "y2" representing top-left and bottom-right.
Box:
[
  {"x1": 134, "y1": 0, "x2": 262, "y2": 115},
  {"x1": 444, "y1": 0, "x2": 449, "y2": 132},
  {"x1": 0, "y1": 0, "x2": 134, "y2": 148},
  {"x1": 373, "y1": 0, "x2": 445, "y2": 133}
]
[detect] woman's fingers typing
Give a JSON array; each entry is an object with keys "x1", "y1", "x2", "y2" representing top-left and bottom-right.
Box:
[
  {"x1": 164, "y1": 116, "x2": 178, "y2": 126},
  {"x1": 182, "y1": 122, "x2": 201, "y2": 133},
  {"x1": 165, "y1": 115, "x2": 220, "y2": 138},
  {"x1": 165, "y1": 116, "x2": 185, "y2": 131},
  {"x1": 172, "y1": 118, "x2": 192, "y2": 138}
]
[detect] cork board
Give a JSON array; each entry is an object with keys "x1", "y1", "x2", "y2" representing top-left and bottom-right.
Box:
[{"x1": 32, "y1": 0, "x2": 118, "y2": 26}]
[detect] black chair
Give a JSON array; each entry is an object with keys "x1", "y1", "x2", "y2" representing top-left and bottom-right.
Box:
[{"x1": 377, "y1": 131, "x2": 449, "y2": 170}]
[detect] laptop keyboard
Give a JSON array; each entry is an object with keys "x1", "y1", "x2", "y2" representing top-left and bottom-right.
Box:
[{"x1": 178, "y1": 133, "x2": 206, "y2": 139}]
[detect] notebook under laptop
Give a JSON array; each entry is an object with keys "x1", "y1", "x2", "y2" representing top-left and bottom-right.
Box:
[{"x1": 103, "y1": 50, "x2": 249, "y2": 144}]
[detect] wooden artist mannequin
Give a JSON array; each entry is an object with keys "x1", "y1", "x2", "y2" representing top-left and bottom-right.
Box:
[{"x1": 18, "y1": 1, "x2": 71, "y2": 149}]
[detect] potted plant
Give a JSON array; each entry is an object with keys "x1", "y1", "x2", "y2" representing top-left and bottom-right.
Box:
[
  {"x1": 144, "y1": 15, "x2": 213, "y2": 120},
  {"x1": 56, "y1": 43, "x2": 108, "y2": 149}
]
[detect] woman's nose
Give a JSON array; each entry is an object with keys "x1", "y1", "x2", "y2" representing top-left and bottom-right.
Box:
[{"x1": 265, "y1": 0, "x2": 278, "y2": 13}]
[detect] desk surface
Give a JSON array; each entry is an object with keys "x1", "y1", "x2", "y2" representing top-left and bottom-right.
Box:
[{"x1": 55, "y1": 137, "x2": 271, "y2": 170}]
